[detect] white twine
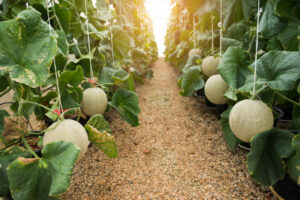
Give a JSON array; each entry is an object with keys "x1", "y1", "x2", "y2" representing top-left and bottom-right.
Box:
[
  {"x1": 193, "y1": 13, "x2": 196, "y2": 48},
  {"x1": 46, "y1": 0, "x2": 63, "y2": 111},
  {"x1": 84, "y1": 0, "x2": 94, "y2": 80},
  {"x1": 211, "y1": 16, "x2": 215, "y2": 53},
  {"x1": 253, "y1": 0, "x2": 262, "y2": 97},
  {"x1": 110, "y1": 0, "x2": 115, "y2": 68},
  {"x1": 219, "y1": 0, "x2": 223, "y2": 57}
]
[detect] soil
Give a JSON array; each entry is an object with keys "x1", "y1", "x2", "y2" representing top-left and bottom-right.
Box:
[{"x1": 63, "y1": 58, "x2": 274, "y2": 200}]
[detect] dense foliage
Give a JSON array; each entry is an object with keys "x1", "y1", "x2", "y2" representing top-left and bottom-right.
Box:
[
  {"x1": 165, "y1": 0, "x2": 300, "y2": 189},
  {"x1": 0, "y1": 0, "x2": 158, "y2": 199}
]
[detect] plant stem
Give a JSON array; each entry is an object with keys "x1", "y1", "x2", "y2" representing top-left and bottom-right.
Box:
[
  {"x1": 22, "y1": 100, "x2": 53, "y2": 113},
  {"x1": 22, "y1": 137, "x2": 40, "y2": 159},
  {"x1": 0, "y1": 87, "x2": 11, "y2": 98},
  {"x1": 275, "y1": 91, "x2": 300, "y2": 106}
]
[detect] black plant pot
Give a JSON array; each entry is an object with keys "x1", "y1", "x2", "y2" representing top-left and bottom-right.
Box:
[{"x1": 270, "y1": 175, "x2": 300, "y2": 200}]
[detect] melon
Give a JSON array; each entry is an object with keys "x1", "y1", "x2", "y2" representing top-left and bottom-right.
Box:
[
  {"x1": 82, "y1": 87, "x2": 108, "y2": 116},
  {"x1": 204, "y1": 75, "x2": 228, "y2": 105},
  {"x1": 229, "y1": 100, "x2": 274, "y2": 143},
  {"x1": 43, "y1": 119, "x2": 89, "y2": 160},
  {"x1": 202, "y1": 56, "x2": 220, "y2": 77},
  {"x1": 188, "y1": 48, "x2": 203, "y2": 58}
]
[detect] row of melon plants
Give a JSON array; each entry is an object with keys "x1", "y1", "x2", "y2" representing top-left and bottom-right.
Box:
[
  {"x1": 0, "y1": 0, "x2": 157, "y2": 199},
  {"x1": 165, "y1": 0, "x2": 300, "y2": 198}
]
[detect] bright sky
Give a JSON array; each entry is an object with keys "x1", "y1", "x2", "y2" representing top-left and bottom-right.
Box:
[{"x1": 145, "y1": 0, "x2": 171, "y2": 57}]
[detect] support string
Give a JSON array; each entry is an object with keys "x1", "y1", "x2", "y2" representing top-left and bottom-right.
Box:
[
  {"x1": 253, "y1": 0, "x2": 262, "y2": 97},
  {"x1": 193, "y1": 13, "x2": 196, "y2": 48},
  {"x1": 110, "y1": 0, "x2": 115, "y2": 68},
  {"x1": 219, "y1": 0, "x2": 223, "y2": 57},
  {"x1": 84, "y1": 0, "x2": 94, "y2": 81},
  {"x1": 211, "y1": 16, "x2": 215, "y2": 53},
  {"x1": 46, "y1": 0, "x2": 63, "y2": 112}
]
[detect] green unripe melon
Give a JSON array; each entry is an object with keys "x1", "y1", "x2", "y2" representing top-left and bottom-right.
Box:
[
  {"x1": 202, "y1": 56, "x2": 220, "y2": 77},
  {"x1": 82, "y1": 87, "x2": 108, "y2": 116},
  {"x1": 204, "y1": 75, "x2": 228, "y2": 105},
  {"x1": 229, "y1": 100, "x2": 274, "y2": 143},
  {"x1": 43, "y1": 119, "x2": 89, "y2": 160}
]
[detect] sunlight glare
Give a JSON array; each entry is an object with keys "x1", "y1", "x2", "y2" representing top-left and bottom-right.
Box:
[{"x1": 145, "y1": 0, "x2": 171, "y2": 57}]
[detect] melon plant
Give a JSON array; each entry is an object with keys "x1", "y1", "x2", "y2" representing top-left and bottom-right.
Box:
[
  {"x1": 188, "y1": 48, "x2": 203, "y2": 58},
  {"x1": 43, "y1": 119, "x2": 89, "y2": 160},
  {"x1": 81, "y1": 87, "x2": 108, "y2": 116},
  {"x1": 229, "y1": 100, "x2": 274, "y2": 143},
  {"x1": 204, "y1": 75, "x2": 228, "y2": 105},
  {"x1": 202, "y1": 56, "x2": 220, "y2": 77}
]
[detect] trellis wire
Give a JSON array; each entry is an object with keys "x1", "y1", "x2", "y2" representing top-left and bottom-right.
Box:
[
  {"x1": 193, "y1": 13, "x2": 196, "y2": 48},
  {"x1": 253, "y1": 0, "x2": 262, "y2": 97},
  {"x1": 110, "y1": 0, "x2": 115, "y2": 68},
  {"x1": 219, "y1": 0, "x2": 223, "y2": 57},
  {"x1": 46, "y1": 0, "x2": 63, "y2": 111},
  {"x1": 84, "y1": 0, "x2": 94, "y2": 80}
]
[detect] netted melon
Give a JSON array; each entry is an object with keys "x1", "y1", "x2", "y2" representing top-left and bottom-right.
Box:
[
  {"x1": 202, "y1": 56, "x2": 220, "y2": 77},
  {"x1": 204, "y1": 75, "x2": 228, "y2": 105},
  {"x1": 229, "y1": 100, "x2": 274, "y2": 143},
  {"x1": 82, "y1": 87, "x2": 108, "y2": 116},
  {"x1": 188, "y1": 48, "x2": 203, "y2": 58}
]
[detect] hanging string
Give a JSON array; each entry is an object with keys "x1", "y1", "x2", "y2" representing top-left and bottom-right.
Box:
[
  {"x1": 193, "y1": 13, "x2": 196, "y2": 48},
  {"x1": 46, "y1": 0, "x2": 63, "y2": 112},
  {"x1": 110, "y1": 0, "x2": 115, "y2": 68},
  {"x1": 84, "y1": 0, "x2": 94, "y2": 81},
  {"x1": 253, "y1": 0, "x2": 262, "y2": 97},
  {"x1": 219, "y1": 0, "x2": 223, "y2": 57},
  {"x1": 211, "y1": 16, "x2": 215, "y2": 53}
]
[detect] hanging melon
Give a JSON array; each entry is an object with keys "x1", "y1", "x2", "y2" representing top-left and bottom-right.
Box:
[
  {"x1": 43, "y1": 119, "x2": 89, "y2": 160},
  {"x1": 188, "y1": 48, "x2": 203, "y2": 58},
  {"x1": 204, "y1": 75, "x2": 228, "y2": 105},
  {"x1": 229, "y1": 100, "x2": 274, "y2": 143},
  {"x1": 202, "y1": 56, "x2": 220, "y2": 77},
  {"x1": 82, "y1": 87, "x2": 108, "y2": 116}
]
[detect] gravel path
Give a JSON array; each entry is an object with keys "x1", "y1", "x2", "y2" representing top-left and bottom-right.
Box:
[{"x1": 64, "y1": 58, "x2": 274, "y2": 200}]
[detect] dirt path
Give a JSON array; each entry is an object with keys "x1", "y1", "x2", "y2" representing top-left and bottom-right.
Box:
[{"x1": 64, "y1": 58, "x2": 273, "y2": 200}]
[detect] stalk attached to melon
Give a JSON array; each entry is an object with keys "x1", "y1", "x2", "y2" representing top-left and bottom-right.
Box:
[
  {"x1": 204, "y1": 75, "x2": 228, "y2": 105},
  {"x1": 202, "y1": 56, "x2": 221, "y2": 77},
  {"x1": 229, "y1": 100, "x2": 274, "y2": 143},
  {"x1": 81, "y1": 87, "x2": 108, "y2": 116}
]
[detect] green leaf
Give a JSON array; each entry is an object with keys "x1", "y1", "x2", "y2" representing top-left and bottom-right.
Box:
[
  {"x1": 54, "y1": 3, "x2": 71, "y2": 33},
  {"x1": 260, "y1": 0, "x2": 287, "y2": 39},
  {"x1": 0, "y1": 8, "x2": 57, "y2": 87},
  {"x1": 241, "y1": 51, "x2": 300, "y2": 92},
  {"x1": 247, "y1": 128, "x2": 295, "y2": 186},
  {"x1": 0, "y1": 110, "x2": 9, "y2": 141},
  {"x1": 98, "y1": 67, "x2": 117, "y2": 85},
  {"x1": 218, "y1": 46, "x2": 251, "y2": 100},
  {"x1": 0, "y1": 146, "x2": 31, "y2": 197},
  {"x1": 179, "y1": 66, "x2": 204, "y2": 97},
  {"x1": 7, "y1": 141, "x2": 80, "y2": 200},
  {"x1": 59, "y1": 66, "x2": 83, "y2": 88},
  {"x1": 112, "y1": 26, "x2": 130, "y2": 59},
  {"x1": 110, "y1": 88, "x2": 141, "y2": 127},
  {"x1": 287, "y1": 133, "x2": 300, "y2": 185},
  {"x1": 278, "y1": 20, "x2": 300, "y2": 51},
  {"x1": 85, "y1": 115, "x2": 118, "y2": 158},
  {"x1": 220, "y1": 106, "x2": 242, "y2": 150}
]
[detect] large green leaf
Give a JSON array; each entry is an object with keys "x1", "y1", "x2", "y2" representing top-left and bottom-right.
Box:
[
  {"x1": 287, "y1": 133, "x2": 300, "y2": 185},
  {"x1": 218, "y1": 46, "x2": 251, "y2": 100},
  {"x1": 0, "y1": 8, "x2": 57, "y2": 87},
  {"x1": 0, "y1": 110, "x2": 9, "y2": 141},
  {"x1": 7, "y1": 141, "x2": 80, "y2": 200},
  {"x1": 0, "y1": 146, "x2": 31, "y2": 197},
  {"x1": 260, "y1": 0, "x2": 287, "y2": 39},
  {"x1": 223, "y1": 0, "x2": 257, "y2": 28},
  {"x1": 220, "y1": 106, "x2": 242, "y2": 150},
  {"x1": 85, "y1": 115, "x2": 118, "y2": 158},
  {"x1": 241, "y1": 51, "x2": 300, "y2": 92},
  {"x1": 110, "y1": 88, "x2": 141, "y2": 127},
  {"x1": 247, "y1": 128, "x2": 295, "y2": 186},
  {"x1": 112, "y1": 26, "x2": 130, "y2": 59},
  {"x1": 278, "y1": 20, "x2": 300, "y2": 51},
  {"x1": 179, "y1": 66, "x2": 205, "y2": 97}
]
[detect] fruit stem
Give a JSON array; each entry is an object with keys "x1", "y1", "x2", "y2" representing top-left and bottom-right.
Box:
[
  {"x1": 22, "y1": 137, "x2": 40, "y2": 159},
  {"x1": 275, "y1": 91, "x2": 300, "y2": 106}
]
